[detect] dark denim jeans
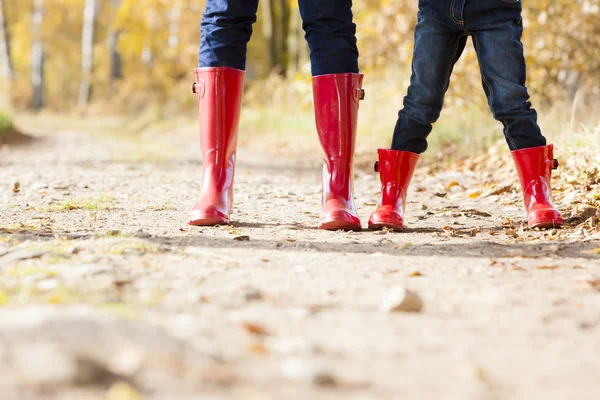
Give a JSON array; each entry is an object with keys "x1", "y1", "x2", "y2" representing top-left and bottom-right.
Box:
[
  {"x1": 391, "y1": 0, "x2": 546, "y2": 153},
  {"x1": 199, "y1": 0, "x2": 359, "y2": 76}
]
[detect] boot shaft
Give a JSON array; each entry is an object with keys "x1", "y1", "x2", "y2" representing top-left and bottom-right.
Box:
[
  {"x1": 193, "y1": 67, "x2": 244, "y2": 167},
  {"x1": 375, "y1": 149, "x2": 419, "y2": 212},
  {"x1": 511, "y1": 144, "x2": 558, "y2": 211},
  {"x1": 312, "y1": 73, "x2": 364, "y2": 199}
]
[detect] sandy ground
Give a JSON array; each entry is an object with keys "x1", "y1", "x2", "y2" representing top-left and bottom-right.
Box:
[{"x1": 0, "y1": 124, "x2": 599, "y2": 400}]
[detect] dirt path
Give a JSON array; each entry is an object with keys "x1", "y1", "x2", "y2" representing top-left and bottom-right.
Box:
[{"x1": 1, "y1": 127, "x2": 599, "y2": 400}]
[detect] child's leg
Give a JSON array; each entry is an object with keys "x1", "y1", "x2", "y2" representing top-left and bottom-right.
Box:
[
  {"x1": 471, "y1": 20, "x2": 546, "y2": 150},
  {"x1": 391, "y1": 14, "x2": 467, "y2": 153},
  {"x1": 470, "y1": 8, "x2": 561, "y2": 229}
]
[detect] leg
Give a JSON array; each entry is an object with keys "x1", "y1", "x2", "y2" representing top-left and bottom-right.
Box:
[
  {"x1": 473, "y1": 16, "x2": 560, "y2": 228},
  {"x1": 471, "y1": 18, "x2": 545, "y2": 150},
  {"x1": 298, "y1": 0, "x2": 358, "y2": 76},
  {"x1": 299, "y1": 0, "x2": 362, "y2": 230},
  {"x1": 391, "y1": 11, "x2": 467, "y2": 153},
  {"x1": 199, "y1": 0, "x2": 259, "y2": 69},
  {"x1": 190, "y1": 0, "x2": 258, "y2": 226}
]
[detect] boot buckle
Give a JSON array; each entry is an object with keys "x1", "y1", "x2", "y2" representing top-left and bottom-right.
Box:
[
  {"x1": 374, "y1": 161, "x2": 379, "y2": 172},
  {"x1": 353, "y1": 88, "x2": 365, "y2": 102},
  {"x1": 552, "y1": 159, "x2": 559, "y2": 170}
]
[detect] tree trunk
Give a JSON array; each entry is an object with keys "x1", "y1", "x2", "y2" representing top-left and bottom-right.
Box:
[
  {"x1": 261, "y1": 0, "x2": 291, "y2": 76},
  {"x1": 286, "y1": 4, "x2": 308, "y2": 78},
  {"x1": 0, "y1": 0, "x2": 13, "y2": 82},
  {"x1": 30, "y1": 0, "x2": 44, "y2": 110},
  {"x1": 78, "y1": 0, "x2": 99, "y2": 109},
  {"x1": 108, "y1": 0, "x2": 122, "y2": 83},
  {"x1": 168, "y1": 0, "x2": 182, "y2": 50},
  {"x1": 261, "y1": 0, "x2": 276, "y2": 71},
  {"x1": 274, "y1": 0, "x2": 290, "y2": 76}
]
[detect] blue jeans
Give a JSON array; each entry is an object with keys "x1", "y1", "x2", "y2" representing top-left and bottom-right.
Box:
[
  {"x1": 199, "y1": 0, "x2": 359, "y2": 76},
  {"x1": 391, "y1": 0, "x2": 546, "y2": 153}
]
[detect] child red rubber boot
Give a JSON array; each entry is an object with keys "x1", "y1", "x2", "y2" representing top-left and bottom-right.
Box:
[
  {"x1": 368, "y1": 149, "x2": 420, "y2": 231},
  {"x1": 512, "y1": 144, "x2": 563, "y2": 229},
  {"x1": 188, "y1": 67, "x2": 244, "y2": 226}
]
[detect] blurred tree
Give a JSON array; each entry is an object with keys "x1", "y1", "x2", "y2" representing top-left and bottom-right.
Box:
[
  {"x1": 0, "y1": 0, "x2": 597, "y2": 112},
  {"x1": 30, "y1": 0, "x2": 44, "y2": 110},
  {"x1": 261, "y1": 0, "x2": 290, "y2": 76},
  {"x1": 108, "y1": 0, "x2": 123, "y2": 84},
  {"x1": 78, "y1": 0, "x2": 99, "y2": 109},
  {"x1": 0, "y1": 0, "x2": 13, "y2": 82}
]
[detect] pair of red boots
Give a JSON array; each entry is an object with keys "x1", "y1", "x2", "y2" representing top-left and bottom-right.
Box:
[{"x1": 188, "y1": 67, "x2": 563, "y2": 231}]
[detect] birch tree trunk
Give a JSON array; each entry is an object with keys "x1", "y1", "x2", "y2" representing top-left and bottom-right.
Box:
[
  {"x1": 30, "y1": 0, "x2": 44, "y2": 110},
  {"x1": 168, "y1": 0, "x2": 182, "y2": 50},
  {"x1": 78, "y1": 0, "x2": 99, "y2": 109}
]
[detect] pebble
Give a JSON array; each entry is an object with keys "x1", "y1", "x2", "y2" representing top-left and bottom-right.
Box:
[
  {"x1": 281, "y1": 357, "x2": 337, "y2": 386},
  {"x1": 380, "y1": 286, "x2": 424, "y2": 313}
]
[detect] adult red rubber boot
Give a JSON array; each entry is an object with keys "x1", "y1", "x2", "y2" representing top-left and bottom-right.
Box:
[
  {"x1": 368, "y1": 149, "x2": 419, "y2": 231},
  {"x1": 313, "y1": 73, "x2": 364, "y2": 231},
  {"x1": 188, "y1": 67, "x2": 244, "y2": 226},
  {"x1": 512, "y1": 144, "x2": 563, "y2": 229}
]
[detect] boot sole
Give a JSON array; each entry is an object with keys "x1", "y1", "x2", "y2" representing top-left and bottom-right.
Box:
[
  {"x1": 319, "y1": 220, "x2": 362, "y2": 231},
  {"x1": 368, "y1": 223, "x2": 404, "y2": 232},
  {"x1": 529, "y1": 220, "x2": 564, "y2": 230}
]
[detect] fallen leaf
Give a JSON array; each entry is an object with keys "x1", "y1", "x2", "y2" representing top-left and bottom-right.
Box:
[
  {"x1": 503, "y1": 229, "x2": 519, "y2": 238},
  {"x1": 394, "y1": 242, "x2": 412, "y2": 250},
  {"x1": 572, "y1": 265, "x2": 585, "y2": 269},
  {"x1": 241, "y1": 322, "x2": 270, "y2": 336},
  {"x1": 586, "y1": 279, "x2": 600, "y2": 291},
  {"x1": 409, "y1": 271, "x2": 423, "y2": 277},
  {"x1": 233, "y1": 235, "x2": 250, "y2": 241},
  {"x1": 106, "y1": 382, "x2": 142, "y2": 400},
  {"x1": 537, "y1": 265, "x2": 559, "y2": 270},
  {"x1": 462, "y1": 209, "x2": 492, "y2": 217},
  {"x1": 248, "y1": 343, "x2": 269, "y2": 355},
  {"x1": 582, "y1": 248, "x2": 600, "y2": 255},
  {"x1": 12, "y1": 182, "x2": 20, "y2": 193},
  {"x1": 447, "y1": 181, "x2": 459, "y2": 190},
  {"x1": 0, "y1": 290, "x2": 8, "y2": 306},
  {"x1": 483, "y1": 184, "x2": 513, "y2": 197},
  {"x1": 468, "y1": 192, "x2": 481, "y2": 199}
]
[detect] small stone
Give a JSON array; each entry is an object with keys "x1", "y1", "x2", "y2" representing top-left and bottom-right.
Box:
[
  {"x1": 281, "y1": 357, "x2": 336, "y2": 386},
  {"x1": 380, "y1": 286, "x2": 423, "y2": 313},
  {"x1": 243, "y1": 287, "x2": 263, "y2": 301}
]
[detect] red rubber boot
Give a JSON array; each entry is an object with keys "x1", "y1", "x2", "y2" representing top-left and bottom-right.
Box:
[
  {"x1": 188, "y1": 67, "x2": 244, "y2": 226},
  {"x1": 512, "y1": 144, "x2": 563, "y2": 229},
  {"x1": 368, "y1": 149, "x2": 419, "y2": 231},
  {"x1": 312, "y1": 73, "x2": 364, "y2": 231}
]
